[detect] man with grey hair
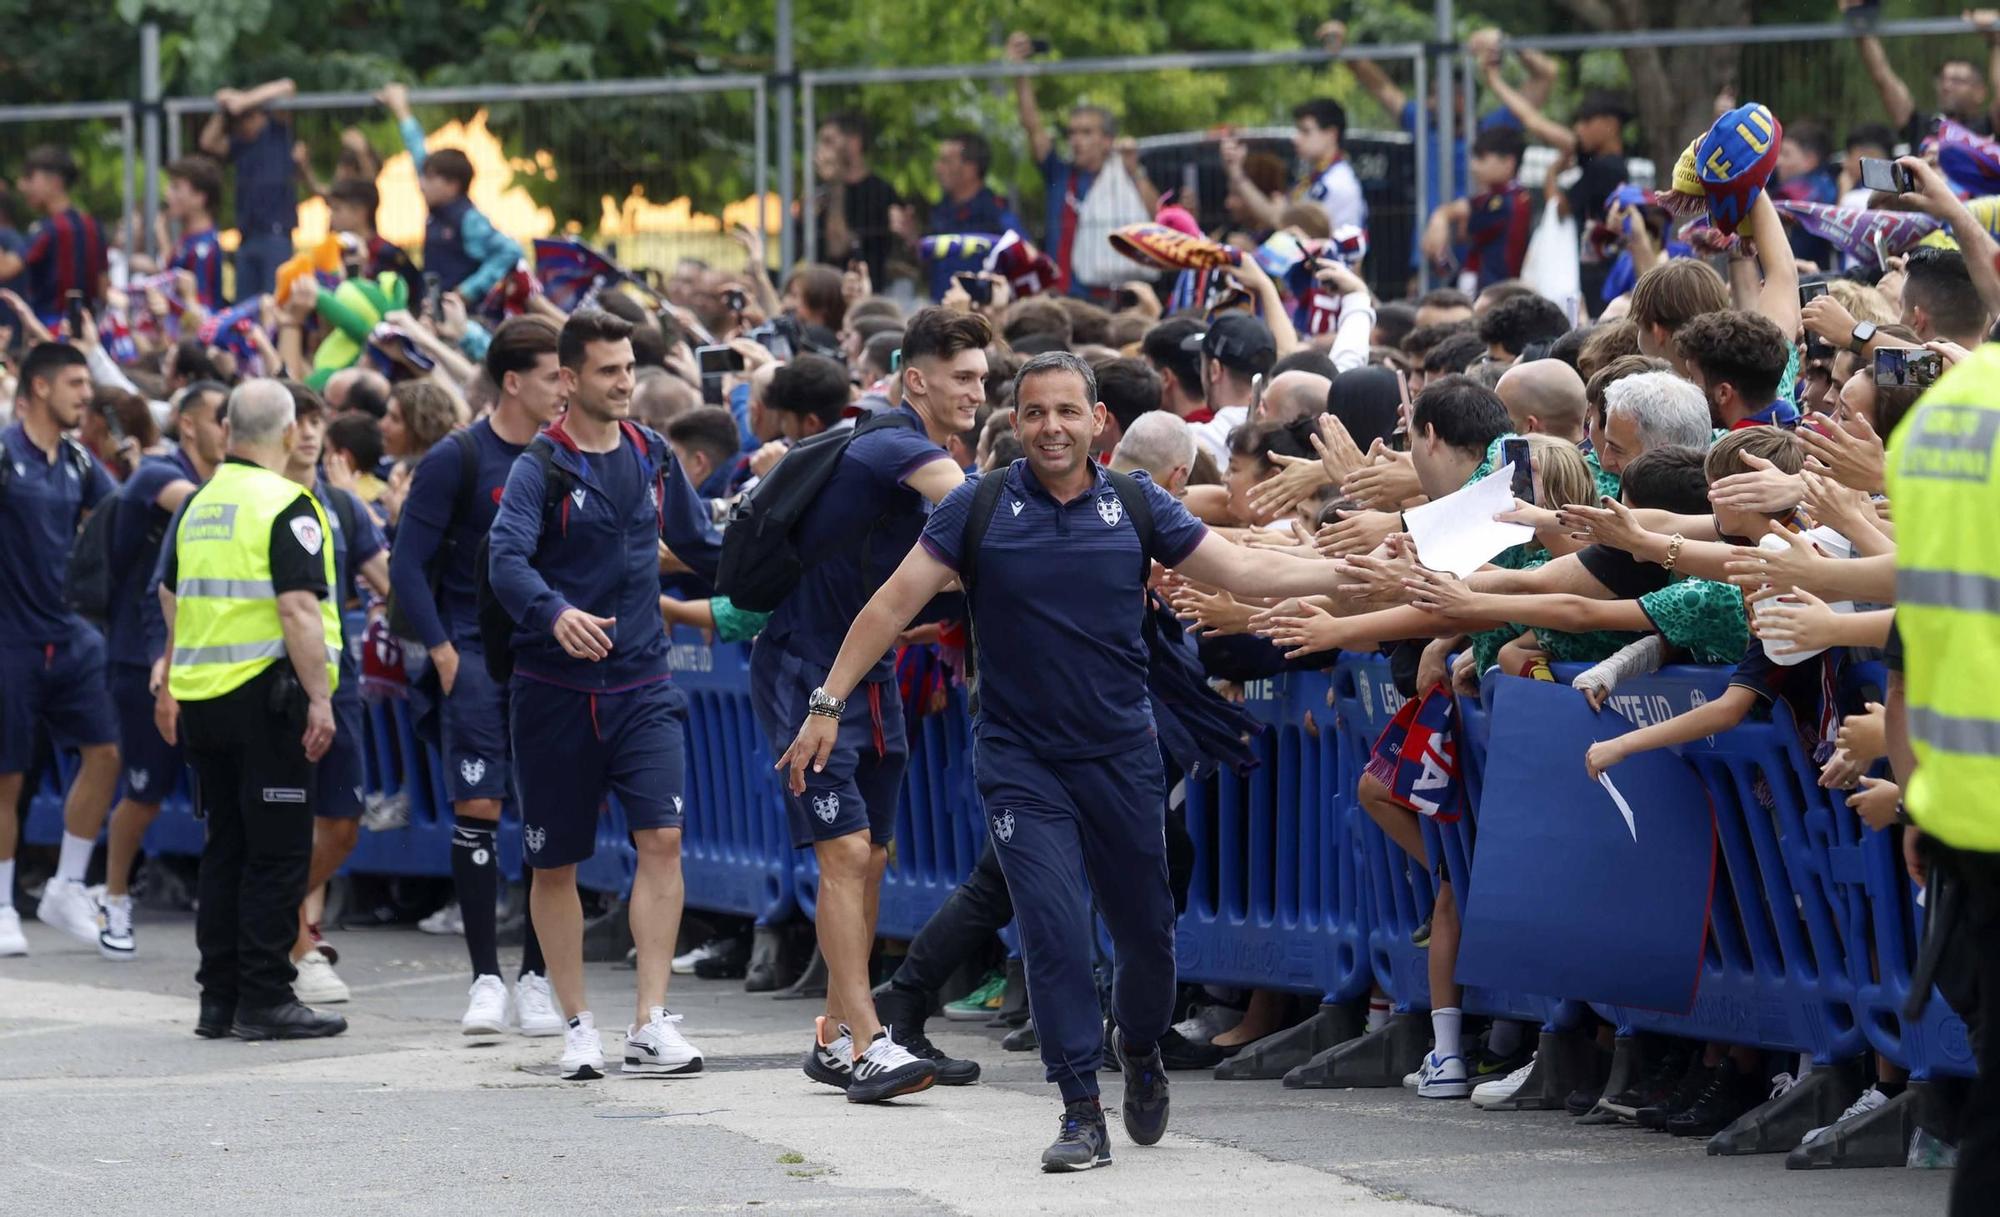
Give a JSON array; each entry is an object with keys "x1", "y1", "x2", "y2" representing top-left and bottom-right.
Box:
[
  {"x1": 156, "y1": 378, "x2": 347, "y2": 1040},
  {"x1": 1601, "y1": 371, "x2": 1713, "y2": 476},
  {"x1": 1110, "y1": 409, "x2": 1197, "y2": 496},
  {"x1": 782, "y1": 348, "x2": 1342, "y2": 1172},
  {"x1": 1005, "y1": 31, "x2": 1160, "y2": 296},
  {"x1": 632, "y1": 367, "x2": 700, "y2": 432}
]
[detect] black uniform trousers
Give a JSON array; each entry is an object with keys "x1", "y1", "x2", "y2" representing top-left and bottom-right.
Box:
[
  {"x1": 1936, "y1": 843, "x2": 2000, "y2": 1217},
  {"x1": 180, "y1": 663, "x2": 316, "y2": 1011}
]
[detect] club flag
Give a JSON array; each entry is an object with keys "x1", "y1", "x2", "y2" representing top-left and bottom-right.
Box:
[
  {"x1": 1362, "y1": 686, "x2": 1466, "y2": 823},
  {"x1": 1769, "y1": 200, "x2": 1942, "y2": 269},
  {"x1": 1928, "y1": 118, "x2": 2000, "y2": 198},
  {"x1": 531, "y1": 238, "x2": 621, "y2": 313},
  {"x1": 1455, "y1": 677, "x2": 1716, "y2": 1014}
]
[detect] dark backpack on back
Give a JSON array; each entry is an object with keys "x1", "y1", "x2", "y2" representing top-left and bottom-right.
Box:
[
  {"x1": 714, "y1": 412, "x2": 919, "y2": 613},
  {"x1": 957, "y1": 468, "x2": 1156, "y2": 714},
  {"x1": 472, "y1": 422, "x2": 670, "y2": 683},
  {"x1": 384, "y1": 428, "x2": 481, "y2": 641}
]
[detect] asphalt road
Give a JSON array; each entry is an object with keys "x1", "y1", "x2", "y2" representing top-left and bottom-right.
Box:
[{"x1": 0, "y1": 910, "x2": 1953, "y2": 1216}]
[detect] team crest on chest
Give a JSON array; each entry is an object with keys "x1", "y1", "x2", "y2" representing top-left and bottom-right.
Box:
[
  {"x1": 1096, "y1": 494, "x2": 1122, "y2": 527},
  {"x1": 812, "y1": 792, "x2": 840, "y2": 823},
  {"x1": 993, "y1": 809, "x2": 1015, "y2": 843}
]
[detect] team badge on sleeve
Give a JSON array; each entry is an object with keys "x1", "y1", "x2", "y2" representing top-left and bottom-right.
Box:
[{"x1": 289, "y1": 515, "x2": 324, "y2": 554}]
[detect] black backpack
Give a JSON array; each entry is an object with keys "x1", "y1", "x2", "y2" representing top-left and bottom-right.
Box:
[
  {"x1": 957, "y1": 468, "x2": 1156, "y2": 713},
  {"x1": 472, "y1": 423, "x2": 670, "y2": 683},
  {"x1": 714, "y1": 411, "x2": 920, "y2": 612},
  {"x1": 384, "y1": 428, "x2": 481, "y2": 641}
]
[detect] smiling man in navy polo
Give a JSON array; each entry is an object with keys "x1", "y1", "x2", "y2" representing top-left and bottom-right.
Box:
[{"x1": 780, "y1": 351, "x2": 1339, "y2": 1173}]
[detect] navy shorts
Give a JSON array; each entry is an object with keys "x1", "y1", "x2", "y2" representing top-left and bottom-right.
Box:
[
  {"x1": 111, "y1": 661, "x2": 183, "y2": 804},
  {"x1": 749, "y1": 638, "x2": 905, "y2": 849},
  {"x1": 440, "y1": 646, "x2": 512, "y2": 803},
  {"x1": 316, "y1": 695, "x2": 367, "y2": 819},
  {"x1": 0, "y1": 634, "x2": 118, "y2": 774},
  {"x1": 510, "y1": 677, "x2": 687, "y2": 870}
]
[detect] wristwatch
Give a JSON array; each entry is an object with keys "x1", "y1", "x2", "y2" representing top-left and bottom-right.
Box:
[
  {"x1": 1849, "y1": 320, "x2": 1878, "y2": 354},
  {"x1": 807, "y1": 687, "x2": 846, "y2": 719}
]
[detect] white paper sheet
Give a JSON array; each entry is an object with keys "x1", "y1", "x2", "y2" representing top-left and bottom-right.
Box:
[
  {"x1": 1599, "y1": 772, "x2": 1638, "y2": 842},
  {"x1": 1402, "y1": 462, "x2": 1536, "y2": 578}
]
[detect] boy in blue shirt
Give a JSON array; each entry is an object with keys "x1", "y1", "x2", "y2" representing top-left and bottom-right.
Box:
[
  {"x1": 198, "y1": 78, "x2": 300, "y2": 297},
  {"x1": 164, "y1": 156, "x2": 228, "y2": 310},
  {"x1": 378, "y1": 82, "x2": 524, "y2": 308}
]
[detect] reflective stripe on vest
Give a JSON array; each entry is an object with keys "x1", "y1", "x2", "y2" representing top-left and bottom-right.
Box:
[
  {"x1": 167, "y1": 462, "x2": 342, "y2": 702},
  {"x1": 1884, "y1": 347, "x2": 2000, "y2": 850}
]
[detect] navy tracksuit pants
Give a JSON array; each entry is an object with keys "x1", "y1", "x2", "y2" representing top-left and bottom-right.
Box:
[{"x1": 973, "y1": 734, "x2": 1177, "y2": 1102}]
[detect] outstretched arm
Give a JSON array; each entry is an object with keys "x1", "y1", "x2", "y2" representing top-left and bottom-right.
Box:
[
  {"x1": 1851, "y1": 21, "x2": 1916, "y2": 133},
  {"x1": 1005, "y1": 32, "x2": 1056, "y2": 167},
  {"x1": 1586, "y1": 685, "x2": 1757, "y2": 778}
]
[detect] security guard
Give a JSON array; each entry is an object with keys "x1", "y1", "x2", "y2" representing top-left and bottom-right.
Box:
[
  {"x1": 1886, "y1": 344, "x2": 2000, "y2": 1217},
  {"x1": 155, "y1": 379, "x2": 346, "y2": 1041},
  {"x1": 780, "y1": 352, "x2": 1336, "y2": 1173}
]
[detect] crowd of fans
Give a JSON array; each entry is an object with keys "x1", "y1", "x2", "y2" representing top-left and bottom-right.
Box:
[{"x1": 1, "y1": 6, "x2": 1997, "y2": 1191}]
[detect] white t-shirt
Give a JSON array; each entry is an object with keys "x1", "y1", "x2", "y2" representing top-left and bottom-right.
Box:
[
  {"x1": 1192, "y1": 405, "x2": 1249, "y2": 466},
  {"x1": 1304, "y1": 159, "x2": 1367, "y2": 236}
]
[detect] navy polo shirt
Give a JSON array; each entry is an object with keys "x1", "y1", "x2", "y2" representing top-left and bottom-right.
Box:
[
  {"x1": 0, "y1": 422, "x2": 117, "y2": 646},
  {"x1": 105, "y1": 449, "x2": 201, "y2": 666},
  {"x1": 762, "y1": 405, "x2": 952, "y2": 682},
  {"x1": 920, "y1": 460, "x2": 1207, "y2": 760}
]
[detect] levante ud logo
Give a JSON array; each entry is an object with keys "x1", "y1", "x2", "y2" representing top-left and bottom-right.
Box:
[
  {"x1": 1097, "y1": 495, "x2": 1122, "y2": 527},
  {"x1": 525, "y1": 825, "x2": 546, "y2": 854},
  {"x1": 993, "y1": 810, "x2": 1015, "y2": 843},
  {"x1": 812, "y1": 792, "x2": 840, "y2": 823}
]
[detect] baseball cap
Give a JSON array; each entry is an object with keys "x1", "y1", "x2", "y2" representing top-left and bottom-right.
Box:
[{"x1": 1180, "y1": 313, "x2": 1276, "y2": 375}]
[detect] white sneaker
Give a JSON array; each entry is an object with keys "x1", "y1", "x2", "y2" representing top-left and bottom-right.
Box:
[
  {"x1": 461, "y1": 974, "x2": 508, "y2": 1035},
  {"x1": 0, "y1": 906, "x2": 26, "y2": 956},
  {"x1": 624, "y1": 1006, "x2": 704, "y2": 1074},
  {"x1": 804, "y1": 1017, "x2": 854, "y2": 1090},
  {"x1": 671, "y1": 939, "x2": 721, "y2": 976},
  {"x1": 1413, "y1": 1052, "x2": 1473, "y2": 1099},
  {"x1": 294, "y1": 949, "x2": 351, "y2": 1004},
  {"x1": 1471, "y1": 1056, "x2": 1538, "y2": 1109},
  {"x1": 1801, "y1": 1085, "x2": 1891, "y2": 1145},
  {"x1": 419, "y1": 902, "x2": 464, "y2": 936},
  {"x1": 560, "y1": 1012, "x2": 605, "y2": 1080},
  {"x1": 36, "y1": 878, "x2": 101, "y2": 944},
  {"x1": 361, "y1": 790, "x2": 410, "y2": 832},
  {"x1": 514, "y1": 973, "x2": 563, "y2": 1037},
  {"x1": 847, "y1": 1029, "x2": 938, "y2": 1104},
  {"x1": 1170, "y1": 1004, "x2": 1242, "y2": 1046},
  {"x1": 98, "y1": 895, "x2": 136, "y2": 961}
]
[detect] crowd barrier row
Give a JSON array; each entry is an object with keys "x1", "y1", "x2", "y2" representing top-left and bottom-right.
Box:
[{"x1": 22, "y1": 627, "x2": 1971, "y2": 1081}]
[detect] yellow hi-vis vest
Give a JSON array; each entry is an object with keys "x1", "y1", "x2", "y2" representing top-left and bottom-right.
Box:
[
  {"x1": 1884, "y1": 344, "x2": 2000, "y2": 850},
  {"x1": 167, "y1": 461, "x2": 341, "y2": 703}
]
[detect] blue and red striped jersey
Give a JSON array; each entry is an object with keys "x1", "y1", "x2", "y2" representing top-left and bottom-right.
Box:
[
  {"x1": 1461, "y1": 184, "x2": 1536, "y2": 291},
  {"x1": 168, "y1": 226, "x2": 227, "y2": 310},
  {"x1": 23, "y1": 207, "x2": 107, "y2": 322}
]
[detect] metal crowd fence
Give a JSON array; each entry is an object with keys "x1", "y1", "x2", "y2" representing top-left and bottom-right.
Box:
[
  {"x1": 797, "y1": 46, "x2": 1429, "y2": 303},
  {"x1": 159, "y1": 77, "x2": 770, "y2": 289}
]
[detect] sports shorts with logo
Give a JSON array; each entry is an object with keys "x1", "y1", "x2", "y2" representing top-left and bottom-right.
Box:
[
  {"x1": 748, "y1": 638, "x2": 904, "y2": 848},
  {"x1": 441, "y1": 646, "x2": 512, "y2": 803},
  {"x1": 509, "y1": 676, "x2": 687, "y2": 869},
  {"x1": 0, "y1": 633, "x2": 118, "y2": 773},
  {"x1": 111, "y1": 660, "x2": 184, "y2": 802}
]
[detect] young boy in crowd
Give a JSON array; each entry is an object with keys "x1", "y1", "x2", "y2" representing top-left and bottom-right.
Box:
[
  {"x1": 327, "y1": 177, "x2": 410, "y2": 281},
  {"x1": 377, "y1": 82, "x2": 523, "y2": 306},
  {"x1": 197, "y1": 77, "x2": 301, "y2": 297},
  {"x1": 1421, "y1": 127, "x2": 1533, "y2": 291},
  {"x1": 0, "y1": 146, "x2": 107, "y2": 324},
  {"x1": 164, "y1": 156, "x2": 227, "y2": 310}
]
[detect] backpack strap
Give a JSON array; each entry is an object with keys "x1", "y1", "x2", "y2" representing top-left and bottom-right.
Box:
[
  {"x1": 525, "y1": 436, "x2": 570, "y2": 540},
  {"x1": 957, "y1": 471, "x2": 1010, "y2": 600},
  {"x1": 1102, "y1": 469, "x2": 1157, "y2": 585}
]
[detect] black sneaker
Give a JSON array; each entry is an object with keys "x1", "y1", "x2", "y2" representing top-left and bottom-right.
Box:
[
  {"x1": 1157, "y1": 1026, "x2": 1223, "y2": 1071},
  {"x1": 1666, "y1": 1064, "x2": 1764, "y2": 1138},
  {"x1": 1003, "y1": 1020, "x2": 1039, "y2": 1052},
  {"x1": 846, "y1": 1030, "x2": 938, "y2": 1104},
  {"x1": 231, "y1": 1000, "x2": 348, "y2": 1040},
  {"x1": 1410, "y1": 914, "x2": 1433, "y2": 948},
  {"x1": 1041, "y1": 1099, "x2": 1112, "y2": 1172},
  {"x1": 1470, "y1": 1039, "x2": 1534, "y2": 1082},
  {"x1": 1114, "y1": 1029, "x2": 1170, "y2": 1146},
  {"x1": 885, "y1": 1011, "x2": 981, "y2": 1086},
  {"x1": 1636, "y1": 1061, "x2": 1714, "y2": 1130},
  {"x1": 1564, "y1": 1086, "x2": 1600, "y2": 1116}
]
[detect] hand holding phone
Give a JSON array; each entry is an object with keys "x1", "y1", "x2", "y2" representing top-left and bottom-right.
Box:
[
  {"x1": 1858, "y1": 157, "x2": 1912, "y2": 195},
  {"x1": 64, "y1": 290, "x2": 85, "y2": 338},
  {"x1": 696, "y1": 343, "x2": 747, "y2": 377},
  {"x1": 1501, "y1": 436, "x2": 1536, "y2": 503},
  {"x1": 953, "y1": 273, "x2": 995, "y2": 306}
]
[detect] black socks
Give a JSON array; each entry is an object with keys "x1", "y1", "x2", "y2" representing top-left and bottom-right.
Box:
[{"x1": 451, "y1": 814, "x2": 501, "y2": 978}]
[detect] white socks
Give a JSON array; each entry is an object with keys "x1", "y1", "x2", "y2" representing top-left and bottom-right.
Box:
[
  {"x1": 0, "y1": 858, "x2": 14, "y2": 909},
  {"x1": 56, "y1": 832, "x2": 93, "y2": 884},
  {"x1": 1431, "y1": 1007, "x2": 1463, "y2": 1060}
]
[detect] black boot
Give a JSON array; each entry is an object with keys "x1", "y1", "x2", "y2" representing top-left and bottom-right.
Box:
[
  {"x1": 1666, "y1": 1063, "x2": 1766, "y2": 1138},
  {"x1": 232, "y1": 1000, "x2": 348, "y2": 1040},
  {"x1": 1635, "y1": 1059, "x2": 1714, "y2": 1130},
  {"x1": 875, "y1": 984, "x2": 980, "y2": 1085},
  {"x1": 195, "y1": 998, "x2": 236, "y2": 1039}
]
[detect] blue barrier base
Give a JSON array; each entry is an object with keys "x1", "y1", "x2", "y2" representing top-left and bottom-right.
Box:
[
  {"x1": 1708, "y1": 1059, "x2": 1865, "y2": 1157},
  {"x1": 1214, "y1": 1002, "x2": 1364, "y2": 1081},
  {"x1": 1282, "y1": 1012, "x2": 1428, "y2": 1089}
]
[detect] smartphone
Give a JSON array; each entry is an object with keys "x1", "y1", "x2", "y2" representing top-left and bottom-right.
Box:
[
  {"x1": 422, "y1": 272, "x2": 442, "y2": 321},
  {"x1": 1799, "y1": 281, "x2": 1830, "y2": 357},
  {"x1": 954, "y1": 273, "x2": 994, "y2": 305},
  {"x1": 1858, "y1": 156, "x2": 1911, "y2": 195},
  {"x1": 722, "y1": 288, "x2": 748, "y2": 314},
  {"x1": 1029, "y1": 37, "x2": 1052, "y2": 55},
  {"x1": 1875, "y1": 347, "x2": 1942, "y2": 389},
  {"x1": 64, "y1": 290, "x2": 84, "y2": 336},
  {"x1": 1501, "y1": 436, "x2": 1535, "y2": 503},
  {"x1": 695, "y1": 344, "x2": 746, "y2": 376}
]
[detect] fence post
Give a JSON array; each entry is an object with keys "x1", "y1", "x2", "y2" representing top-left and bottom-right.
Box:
[
  {"x1": 755, "y1": 78, "x2": 770, "y2": 245},
  {"x1": 1414, "y1": 53, "x2": 1429, "y2": 292},
  {"x1": 141, "y1": 21, "x2": 161, "y2": 261},
  {"x1": 1432, "y1": 0, "x2": 1455, "y2": 208},
  {"x1": 776, "y1": 0, "x2": 797, "y2": 269},
  {"x1": 801, "y1": 83, "x2": 817, "y2": 266}
]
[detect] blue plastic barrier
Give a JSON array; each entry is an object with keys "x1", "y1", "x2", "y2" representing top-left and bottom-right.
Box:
[
  {"x1": 669, "y1": 633, "x2": 792, "y2": 923},
  {"x1": 1176, "y1": 668, "x2": 1372, "y2": 1003}
]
